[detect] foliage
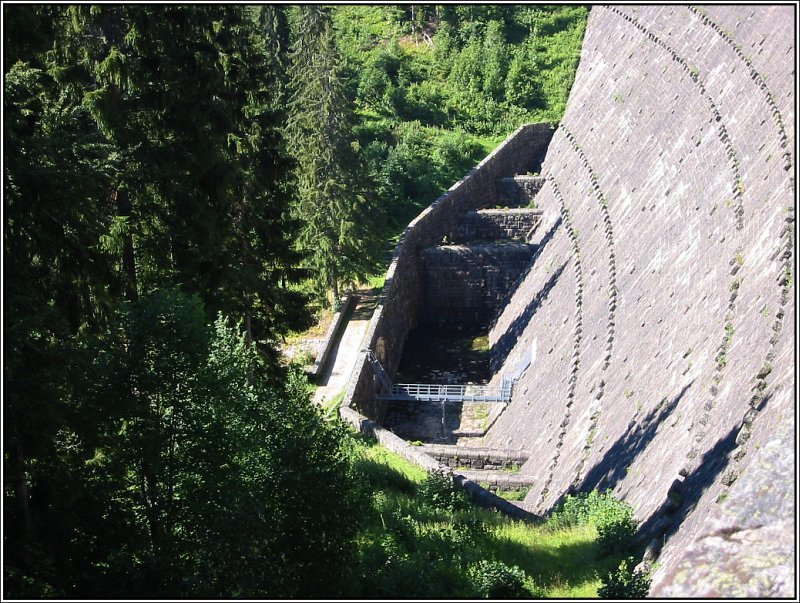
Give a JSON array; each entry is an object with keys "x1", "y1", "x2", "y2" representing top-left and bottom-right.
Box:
[
  {"x1": 3, "y1": 7, "x2": 357, "y2": 597},
  {"x1": 548, "y1": 490, "x2": 639, "y2": 554},
  {"x1": 331, "y1": 4, "x2": 588, "y2": 260},
  {"x1": 598, "y1": 557, "x2": 652, "y2": 599},
  {"x1": 5, "y1": 290, "x2": 361, "y2": 598},
  {"x1": 468, "y1": 559, "x2": 530, "y2": 599},
  {"x1": 346, "y1": 438, "x2": 627, "y2": 598},
  {"x1": 495, "y1": 487, "x2": 531, "y2": 502},
  {"x1": 286, "y1": 6, "x2": 384, "y2": 303},
  {"x1": 51, "y1": 4, "x2": 311, "y2": 350},
  {"x1": 360, "y1": 120, "x2": 486, "y2": 230},
  {"x1": 417, "y1": 469, "x2": 469, "y2": 513},
  {"x1": 4, "y1": 5, "x2": 590, "y2": 597}
]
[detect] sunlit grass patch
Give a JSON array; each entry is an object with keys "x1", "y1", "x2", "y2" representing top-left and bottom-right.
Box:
[{"x1": 346, "y1": 434, "x2": 627, "y2": 598}]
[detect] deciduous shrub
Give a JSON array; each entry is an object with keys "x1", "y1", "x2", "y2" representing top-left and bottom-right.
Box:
[
  {"x1": 597, "y1": 557, "x2": 651, "y2": 599},
  {"x1": 468, "y1": 560, "x2": 530, "y2": 599},
  {"x1": 417, "y1": 469, "x2": 469, "y2": 513},
  {"x1": 548, "y1": 490, "x2": 638, "y2": 553}
]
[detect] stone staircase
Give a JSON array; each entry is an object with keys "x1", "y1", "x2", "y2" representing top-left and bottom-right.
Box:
[
  {"x1": 418, "y1": 183, "x2": 545, "y2": 328},
  {"x1": 419, "y1": 443, "x2": 536, "y2": 498}
]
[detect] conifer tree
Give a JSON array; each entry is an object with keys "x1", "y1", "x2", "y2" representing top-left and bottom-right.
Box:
[
  {"x1": 286, "y1": 6, "x2": 383, "y2": 303},
  {"x1": 4, "y1": 7, "x2": 352, "y2": 596},
  {"x1": 58, "y1": 5, "x2": 310, "y2": 347}
]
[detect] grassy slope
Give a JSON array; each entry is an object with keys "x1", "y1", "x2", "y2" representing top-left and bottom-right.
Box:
[{"x1": 347, "y1": 434, "x2": 623, "y2": 598}]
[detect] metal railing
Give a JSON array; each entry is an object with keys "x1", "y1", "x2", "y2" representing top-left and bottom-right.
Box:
[
  {"x1": 365, "y1": 348, "x2": 514, "y2": 403},
  {"x1": 376, "y1": 379, "x2": 513, "y2": 403}
]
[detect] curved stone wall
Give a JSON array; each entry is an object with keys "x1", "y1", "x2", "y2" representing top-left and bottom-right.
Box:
[{"x1": 483, "y1": 5, "x2": 794, "y2": 596}]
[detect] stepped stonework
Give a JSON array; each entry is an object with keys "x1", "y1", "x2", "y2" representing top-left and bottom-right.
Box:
[{"x1": 345, "y1": 5, "x2": 794, "y2": 596}]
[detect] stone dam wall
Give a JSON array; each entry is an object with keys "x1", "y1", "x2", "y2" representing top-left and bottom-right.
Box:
[
  {"x1": 480, "y1": 5, "x2": 794, "y2": 597},
  {"x1": 454, "y1": 209, "x2": 542, "y2": 244},
  {"x1": 419, "y1": 242, "x2": 536, "y2": 326},
  {"x1": 342, "y1": 5, "x2": 794, "y2": 596}
]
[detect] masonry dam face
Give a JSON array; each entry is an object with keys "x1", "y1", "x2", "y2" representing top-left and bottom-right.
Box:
[{"x1": 345, "y1": 6, "x2": 795, "y2": 597}]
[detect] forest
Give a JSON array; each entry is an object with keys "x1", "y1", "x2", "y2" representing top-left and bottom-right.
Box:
[{"x1": 4, "y1": 5, "x2": 591, "y2": 598}]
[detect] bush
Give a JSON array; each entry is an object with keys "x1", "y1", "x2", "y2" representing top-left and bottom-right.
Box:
[
  {"x1": 468, "y1": 560, "x2": 530, "y2": 599},
  {"x1": 548, "y1": 490, "x2": 638, "y2": 553},
  {"x1": 598, "y1": 557, "x2": 651, "y2": 599},
  {"x1": 417, "y1": 469, "x2": 468, "y2": 513},
  {"x1": 595, "y1": 503, "x2": 638, "y2": 555}
]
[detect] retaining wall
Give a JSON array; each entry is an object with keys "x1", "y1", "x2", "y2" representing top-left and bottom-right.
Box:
[
  {"x1": 419, "y1": 242, "x2": 536, "y2": 326},
  {"x1": 420, "y1": 444, "x2": 529, "y2": 470},
  {"x1": 497, "y1": 175, "x2": 546, "y2": 207},
  {"x1": 339, "y1": 406, "x2": 539, "y2": 521},
  {"x1": 454, "y1": 209, "x2": 542, "y2": 243}
]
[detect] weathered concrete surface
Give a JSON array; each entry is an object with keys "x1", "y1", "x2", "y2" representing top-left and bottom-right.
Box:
[
  {"x1": 309, "y1": 294, "x2": 358, "y2": 382},
  {"x1": 481, "y1": 5, "x2": 794, "y2": 597},
  {"x1": 420, "y1": 444, "x2": 529, "y2": 470},
  {"x1": 651, "y1": 415, "x2": 795, "y2": 597}
]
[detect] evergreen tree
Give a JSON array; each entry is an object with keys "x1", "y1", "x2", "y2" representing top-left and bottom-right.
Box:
[
  {"x1": 4, "y1": 7, "x2": 118, "y2": 583},
  {"x1": 58, "y1": 5, "x2": 310, "y2": 348},
  {"x1": 4, "y1": 6, "x2": 328, "y2": 596},
  {"x1": 286, "y1": 6, "x2": 383, "y2": 303}
]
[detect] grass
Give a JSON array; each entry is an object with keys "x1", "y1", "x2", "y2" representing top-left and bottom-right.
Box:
[
  {"x1": 322, "y1": 390, "x2": 346, "y2": 419},
  {"x1": 473, "y1": 133, "x2": 506, "y2": 156},
  {"x1": 471, "y1": 333, "x2": 490, "y2": 351},
  {"x1": 366, "y1": 273, "x2": 386, "y2": 294},
  {"x1": 492, "y1": 521, "x2": 606, "y2": 597},
  {"x1": 495, "y1": 486, "x2": 529, "y2": 501},
  {"x1": 284, "y1": 305, "x2": 334, "y2": 343},
  {"x1": 346, "y1": 432, "x2": 625, "y2": 598}
]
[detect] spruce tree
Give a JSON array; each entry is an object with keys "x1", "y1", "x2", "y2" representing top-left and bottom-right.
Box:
[
  {"x1": 58, "y1": 5, "x2": 310, "y2": 347},
  {"x1": 286, "y1": 6, "x2": 383, "y2": 304}
]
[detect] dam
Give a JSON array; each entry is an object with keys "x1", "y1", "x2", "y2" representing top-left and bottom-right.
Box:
[{"x1": 342, "y1": 5, "x2": 795, "y2": 597}]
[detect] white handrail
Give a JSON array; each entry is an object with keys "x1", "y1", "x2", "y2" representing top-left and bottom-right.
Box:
[
  {"x1": 366, "y1": 347, "x2": 514, "y2": 403},
  {"x1": 376, "y1": 381, "x2": 512, "y2": 403}
]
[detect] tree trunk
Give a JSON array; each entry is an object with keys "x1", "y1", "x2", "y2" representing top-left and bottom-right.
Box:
[
  {"x1": 11, "y1": 443, "x2": 33, "y2": 556},
  {"x1": 115, "y1": 187, "x2": 139, "y2": 302},
  {"x1": 330, "y1": 267, "x2": 339, "y2": 305}
]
